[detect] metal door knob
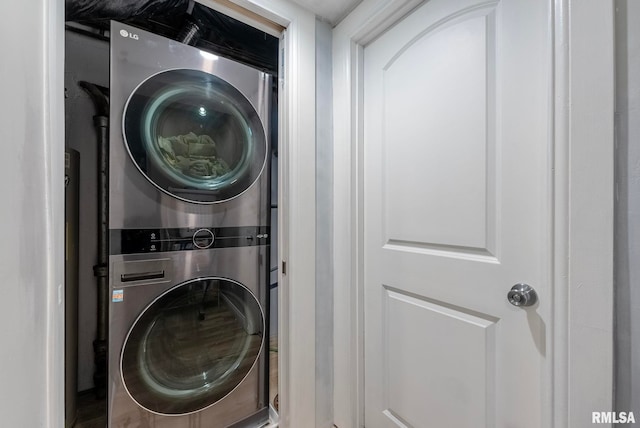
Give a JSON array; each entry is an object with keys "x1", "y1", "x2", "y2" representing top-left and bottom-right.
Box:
[{"x1": 508, "y1": 283, "x2": 537, "y2": 307}]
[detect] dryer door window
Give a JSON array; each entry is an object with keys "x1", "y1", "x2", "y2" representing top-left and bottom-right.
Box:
[
  {"x1": 121, "y1": 278, "x2": 264, "y2": 415},
  {"x1": 123, "y1": 69, "x2": 267, "y2": 204}
]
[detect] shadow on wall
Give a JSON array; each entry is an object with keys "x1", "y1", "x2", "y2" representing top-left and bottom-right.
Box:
[{"x1": 615, "y1": 0, "x2": 640, "y2": 416}]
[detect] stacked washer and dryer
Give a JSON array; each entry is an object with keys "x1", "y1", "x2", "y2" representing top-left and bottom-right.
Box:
[{"x1": 108, "y1": 21, "x2": 272, "y2": 427}]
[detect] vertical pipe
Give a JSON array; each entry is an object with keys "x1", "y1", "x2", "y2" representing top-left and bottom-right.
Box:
[
  {"x1": 64, "y1": 149, "x2": 80, "y2": 427},
  {"x1": 93, "y1": 114, "x2": 109, "y2": 399},
  {"x1": 95, "y1": 115, "x2": 109, "y2": 339},
  {"x1": 79, "y1": 81, "x2": 109, "y2": 400}
]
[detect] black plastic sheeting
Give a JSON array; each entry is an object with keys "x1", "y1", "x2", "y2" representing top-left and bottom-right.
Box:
[
  {"x1": 65, "y1": 0, "x2": 279, "y2": 75},
  {"x1": 66, "y1": 0, "x2": 188, "y2": 24}
]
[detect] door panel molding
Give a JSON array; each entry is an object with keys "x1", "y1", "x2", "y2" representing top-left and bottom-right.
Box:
[
  {"x1": 381, "y1": 287, "x2": 498, "y2": 427},
  {"x1": 332, "y1": 0, "x2": 614, "y2": 427},
  {"x1": 379, "y1": 9, "x2": 496, "y2": 255}
]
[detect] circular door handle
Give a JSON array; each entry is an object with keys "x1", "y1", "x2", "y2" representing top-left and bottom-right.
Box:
[
  {"x1": 192, "y1": 228, "x2": 215, "y2": 249},
  {"x1": 508, "y1": 283, "x2": 538, "y2": 307}
]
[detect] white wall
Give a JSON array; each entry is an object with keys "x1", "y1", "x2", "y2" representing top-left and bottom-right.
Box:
[
  {"x1": 0, "y1": 0, "x2": 65, "y2": 426},
  {"x1": 315, "y1": 18, "x2": 334, "y2": 428},
  {"x1": 615, "y1": 0, "x2": 640, "y2": 417}
]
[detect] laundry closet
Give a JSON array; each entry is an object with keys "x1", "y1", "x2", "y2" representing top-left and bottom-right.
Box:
[{"x1": 64, "y1": 3, "x2": 280, "y2": 426}]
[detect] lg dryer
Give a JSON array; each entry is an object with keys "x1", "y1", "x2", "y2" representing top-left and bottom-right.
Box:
[{"x1": 110, "y1": 21, "x2": 271, "y2": 230}]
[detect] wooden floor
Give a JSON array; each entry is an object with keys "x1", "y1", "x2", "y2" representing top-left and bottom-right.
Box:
[
  {"x1": 72, "y1": 337, "x2": 279, "y2": 427},
  {"x1": 73, "y1": 390, "x2": 106, "y2": 428}
]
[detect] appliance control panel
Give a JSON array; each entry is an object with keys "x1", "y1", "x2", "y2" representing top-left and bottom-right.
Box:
[{"x1": 110, "y1": 226, "x2": 269, "y2": 255}]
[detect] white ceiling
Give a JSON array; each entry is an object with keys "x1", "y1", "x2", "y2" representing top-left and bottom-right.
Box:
[{"x1": 288, "y1": 0, "x2": 364, "y2": 25}]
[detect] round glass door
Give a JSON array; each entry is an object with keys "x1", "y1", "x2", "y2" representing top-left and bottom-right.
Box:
[
  {"x1": 123, "y1": 69, "x2": 267, "y2": 203},
  {"x1": 121, "y1": 278, "x2": 264, "y2": 415}
]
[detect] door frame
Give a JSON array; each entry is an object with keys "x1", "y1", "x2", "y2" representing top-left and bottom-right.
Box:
[
  {"x1": 332, "y1": 0, "x2": 615, "y2": 426},
  {"x1": 45, "y1": 0, "x2": 319, "y2": 426}
]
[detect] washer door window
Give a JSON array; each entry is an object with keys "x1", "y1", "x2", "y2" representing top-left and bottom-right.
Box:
[
  {"x1": 121, "y1": 278, "x2": 264, "y2": 415},
  {"x1": 124, "y1": 69, "x2": 267, "y2": 203}
]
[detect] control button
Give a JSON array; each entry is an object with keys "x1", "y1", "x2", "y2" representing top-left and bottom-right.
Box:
[{"x1": 193, "y1": 228, "x2": 215, "y2": 249}]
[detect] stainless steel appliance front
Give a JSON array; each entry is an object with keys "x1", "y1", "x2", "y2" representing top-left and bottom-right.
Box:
[
  {"x1": 108, "y1": 20, "x2": 272, "y2": 427},
  {"x1": 108, "y1": 246, "x2": 269, "y2": 427},
  {"x1": 110, "y1": 21, "x2": 271, "y2": 229}
]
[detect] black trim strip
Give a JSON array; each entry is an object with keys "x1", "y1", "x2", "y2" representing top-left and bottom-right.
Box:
[{"x1": 110, "y1": 226, "x2": 270, "y2": 255}]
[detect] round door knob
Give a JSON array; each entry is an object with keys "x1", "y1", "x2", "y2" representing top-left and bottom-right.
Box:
[{"x1": 508, "y1": 283, "x2": 537, "y2": 307}]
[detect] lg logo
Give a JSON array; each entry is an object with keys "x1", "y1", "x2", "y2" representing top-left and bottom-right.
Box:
[{"x1": 119, "y1": 29, "x2": 139, "y2": 40}]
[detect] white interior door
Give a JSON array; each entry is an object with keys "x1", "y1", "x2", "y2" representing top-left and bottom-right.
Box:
[{"x1": 363, "y1": 0, "x2": 551, "y2": 427}]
